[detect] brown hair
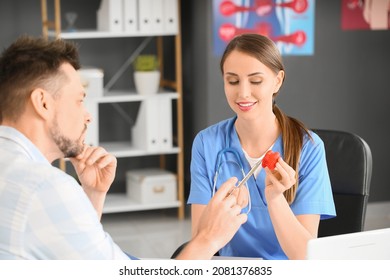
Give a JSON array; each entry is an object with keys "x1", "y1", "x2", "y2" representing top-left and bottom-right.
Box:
[
  {"x1": 0, "y1": 35, "x2": 80, "y2": 123},
  {"x1": 220, "y1": 33, "x2": 311, "y2": 204}
]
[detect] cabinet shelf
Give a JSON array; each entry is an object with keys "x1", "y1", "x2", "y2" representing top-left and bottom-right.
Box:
[
  {"x1": 103, "y1": 193, "x2": 181, "y2": 214},
  {"x1": 100, "y1": 141, "x2": 180, "y2": 158},
  {"x1": 98, "y1": 90, "x2": 179, "y2": 103},
  {"x1": 48, "y1": 30, "x2": 177, "y2": 39}
]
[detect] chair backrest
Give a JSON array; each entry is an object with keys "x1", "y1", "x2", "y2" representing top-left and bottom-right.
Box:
[{"x1": 312, "y1": 129, "x2": 373, "y2": 237}]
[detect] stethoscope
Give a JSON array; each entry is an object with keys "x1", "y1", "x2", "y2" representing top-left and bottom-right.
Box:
[{"x1": 212, "y1": 118, "x2": 252, "y2": 214}]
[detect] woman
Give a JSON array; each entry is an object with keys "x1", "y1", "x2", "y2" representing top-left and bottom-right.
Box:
[{"x1": 188, "y1": 33, "x2": 336, "y2": 260}]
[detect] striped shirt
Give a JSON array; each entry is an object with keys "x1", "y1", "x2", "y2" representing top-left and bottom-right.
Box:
[{"x1": 0, "y1": 126, "x2": 130, "y2": 259}]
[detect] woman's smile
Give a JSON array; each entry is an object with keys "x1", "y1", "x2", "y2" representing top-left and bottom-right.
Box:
[{"x1": 237, "y1": 101, "x2": 257, "y2": 111}]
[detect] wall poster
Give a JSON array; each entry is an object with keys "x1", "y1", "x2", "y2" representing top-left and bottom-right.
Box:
[
  {"x1": 341, "y1": 0, "x2": 390, "y2": 30},
  {"x1": 213, "y1": 0, "x2": 316, "y2": 56}
]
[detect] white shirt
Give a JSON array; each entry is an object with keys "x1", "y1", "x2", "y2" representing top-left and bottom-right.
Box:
[{"x1": 0, "y1": 126, "x2": 130, "y2": 259}]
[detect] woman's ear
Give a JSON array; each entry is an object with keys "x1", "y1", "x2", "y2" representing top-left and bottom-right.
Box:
[
  {"x1": 274, "y1": 70, "x2": 285, "y2": 93},
  {"x1": 30, "y1": 88, "x2": 52, "y2": 120}
]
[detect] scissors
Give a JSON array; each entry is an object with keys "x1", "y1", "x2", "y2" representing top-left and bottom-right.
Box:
[
  {"x1": 228, "y1": 150, "x2": 280, "y2": 195},
  {"x1": 228, "y1": 156, "x2": 263, "y2": 196}
]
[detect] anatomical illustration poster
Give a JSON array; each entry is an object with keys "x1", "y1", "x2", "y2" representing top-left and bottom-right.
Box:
[
  {"x1": 341, "y1": 0, "x2": 390, "y2": 30},
  {"x1": 213, "y1": 0, "x2": 316, "y2": 56}
]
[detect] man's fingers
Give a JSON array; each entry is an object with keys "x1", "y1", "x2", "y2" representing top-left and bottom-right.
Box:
[
  {"x1": 229, "y1": 186, "x2": 249, "y2": 208},
  {"x1": 237, "y1": 213, "x2": 248, "y2": 224},
  {"x1": 213, "y1": 177, "x2": 238, "y2": 201},
  {"x1": 231, "y1": 204, "x2": 242, "y2": 215},
  {"x1": 223, "y1": 193, "x2": 238, "y2": 208},
  {"x1": 95, "y1": 153, "x2": 117, "y2": 169},
  {"x1": 84, "y1": 147, "x2": 108, "y2": 165}
]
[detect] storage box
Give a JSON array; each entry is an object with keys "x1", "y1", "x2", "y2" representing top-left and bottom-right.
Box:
[
  {"x1": 126, "y1": 168, "x2": 177, "y2": 203},
  {"x1": 78, "y1": 68, "x2": 104, "y2": 98}
]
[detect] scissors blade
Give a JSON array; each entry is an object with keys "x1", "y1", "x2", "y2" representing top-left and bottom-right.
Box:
[
  {"x1": 236, "y1": 157, "x2": 263, "y2": 188},
  {"x1": 227, "y1": 158, "x2": 262, "y2": 196}
]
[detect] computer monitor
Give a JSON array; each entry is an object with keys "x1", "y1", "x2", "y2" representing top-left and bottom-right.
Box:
[{"x1": 306, "y1": 228, "x2": 390, "y2": 260}]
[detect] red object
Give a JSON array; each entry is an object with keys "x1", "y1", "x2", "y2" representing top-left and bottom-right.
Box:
[
  {"x1": 219, "y1": 0, "x2": 308, "y2": 17},
  {"x1": 218, "y1": 22, "x2": 306, "y2": 47},
  {"x1": 278, "y1": 0, "x2": 308, "y2": 14},
  {"x1": 262, "y1": 151, "x2": 280, "y2": 170},
  {"x1": 273, "y1": 30, "x2": 306, "y2": 46}
]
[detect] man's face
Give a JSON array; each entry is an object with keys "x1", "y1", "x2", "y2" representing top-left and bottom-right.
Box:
[{"x1": 49, "y1": 63, "x2": 90, "y2": 158}]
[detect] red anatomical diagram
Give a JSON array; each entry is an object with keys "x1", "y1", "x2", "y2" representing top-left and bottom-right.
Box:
[
  {"x1": 262, "y1": 150, "x2": 281, "y2": 170},
  {"x1": 219, "y1": 0, "x2": 308, "y2": 17},
  {"x1": 218, "y1": 22, "x2": 306, "y2": 47}
]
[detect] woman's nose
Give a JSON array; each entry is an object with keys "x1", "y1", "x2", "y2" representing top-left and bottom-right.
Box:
[{"x1": 238, "y1": 81, "x2": 251, "y2": 98}]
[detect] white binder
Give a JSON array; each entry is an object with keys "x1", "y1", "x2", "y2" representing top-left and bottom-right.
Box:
[
  {"x1": 132, "y1": 97, "x2": 159, "y2": 151},
  {"x1": 132, "y1": 95, "x2": 173, "y2": 152},
  {"x1": 123, "y1": 0, "x2": 138, "y2": 34},
  {"x1": 139, "y1": 0, "x2": 164, "y2": 34},
  {"x1": 97, "y1": 0, "x2": 123, "y2": 32},
  {"x1": 157, "y1": 96, "x2": 173, "y2": 151},
  {"x1": 163, "y1": 0, "x2": 178, "y2": 34},
  {"x1": 138, "y1": 0, "x2": 153, "y2": 34}
]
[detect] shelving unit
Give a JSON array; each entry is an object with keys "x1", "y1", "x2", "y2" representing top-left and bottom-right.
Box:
[{"x1": 40, "y1": 0, "x2": 185, "y2": 219}]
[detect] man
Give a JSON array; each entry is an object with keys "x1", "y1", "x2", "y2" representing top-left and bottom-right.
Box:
[{"x1": 0, "y1": 36, "x2": 247, "y2": 260}]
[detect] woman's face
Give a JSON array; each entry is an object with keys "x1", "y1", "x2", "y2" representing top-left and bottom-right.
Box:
[{"x1": 222, "y1": 50, "x2": 284, "y2": 121}]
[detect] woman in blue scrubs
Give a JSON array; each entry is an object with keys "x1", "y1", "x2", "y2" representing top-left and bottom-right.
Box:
[{"x1": 188, "y1": 33, "x2": 336, "y2": 260}]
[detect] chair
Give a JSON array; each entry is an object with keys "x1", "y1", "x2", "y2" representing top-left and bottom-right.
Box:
[{"x1": 312, "y1": 129, "x2": 373, "y2": 237}]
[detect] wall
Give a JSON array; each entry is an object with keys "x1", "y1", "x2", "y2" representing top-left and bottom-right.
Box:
[{"x1": 181, "y1": 0, "x2": 390, "y2": 202}]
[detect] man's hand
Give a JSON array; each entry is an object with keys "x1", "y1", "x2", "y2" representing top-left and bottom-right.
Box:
[
  {"x1": 177, "y1": 178, "x2": 248, "y2": 259},
  {"x1": 69, "y1": 145, "x2": 117, "y2": 217},
  {"x1": 69, "y1": 145, "x2": 117, "y2": 192}
]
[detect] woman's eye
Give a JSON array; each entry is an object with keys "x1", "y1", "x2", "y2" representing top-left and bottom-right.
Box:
[
  {"x1": 251, "y1": 81, "x2": 262, "y2": 85},
  {"x1": 228, "y1": 80, "x2": 239, "y2": 85}
]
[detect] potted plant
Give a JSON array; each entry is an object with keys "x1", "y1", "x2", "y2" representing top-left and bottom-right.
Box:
[{"x1": 133, "y1": 54, "x2": 160, "y2": 95}]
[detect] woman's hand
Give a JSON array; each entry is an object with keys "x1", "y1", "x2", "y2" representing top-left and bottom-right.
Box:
[
  {"x1": 264, "y1": 157, "x2": 296, "y2": 201},
  {"x1": 264, "y1": 158, "x2": 319, "y2": 259}
]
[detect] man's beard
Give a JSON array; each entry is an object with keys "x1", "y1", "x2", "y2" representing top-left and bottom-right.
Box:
[{"x1": 51, "y1": 118, "x2": 85, "y2": 158}]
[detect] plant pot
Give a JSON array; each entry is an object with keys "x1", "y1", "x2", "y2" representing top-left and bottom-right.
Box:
[{"x1": 134, "y1": 70, "x2": 160, "y2": 95}]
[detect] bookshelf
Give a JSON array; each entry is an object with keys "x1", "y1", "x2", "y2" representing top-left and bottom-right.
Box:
[{"x1": 40, "y1": 0, "x2": 185, "y2": 219}]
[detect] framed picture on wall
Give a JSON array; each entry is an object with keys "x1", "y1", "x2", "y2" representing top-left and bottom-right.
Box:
[
  {"x1": 341, "y1": 0, "x2": 390, "y2": 30},
  {"x1": 213, "y1": 0, "x2": 316, "y2": 56}
]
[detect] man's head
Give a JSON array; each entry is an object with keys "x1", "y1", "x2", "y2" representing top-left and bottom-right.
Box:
[
  {"x1": 0, "y1": 36, "x2": 90, "y2": 161},
  {"x1": 0, "y1": 36, "x2": 80, "y2": 122}
]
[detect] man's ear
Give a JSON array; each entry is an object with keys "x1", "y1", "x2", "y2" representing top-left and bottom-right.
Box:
[{"x1": 30, "y1": 88, "x2": 52, "y2": 120}]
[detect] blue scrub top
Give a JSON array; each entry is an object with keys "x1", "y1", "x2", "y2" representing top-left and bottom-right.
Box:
[{"x1": 188, "y1": 117, "x2": 336, "y2": 260}]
